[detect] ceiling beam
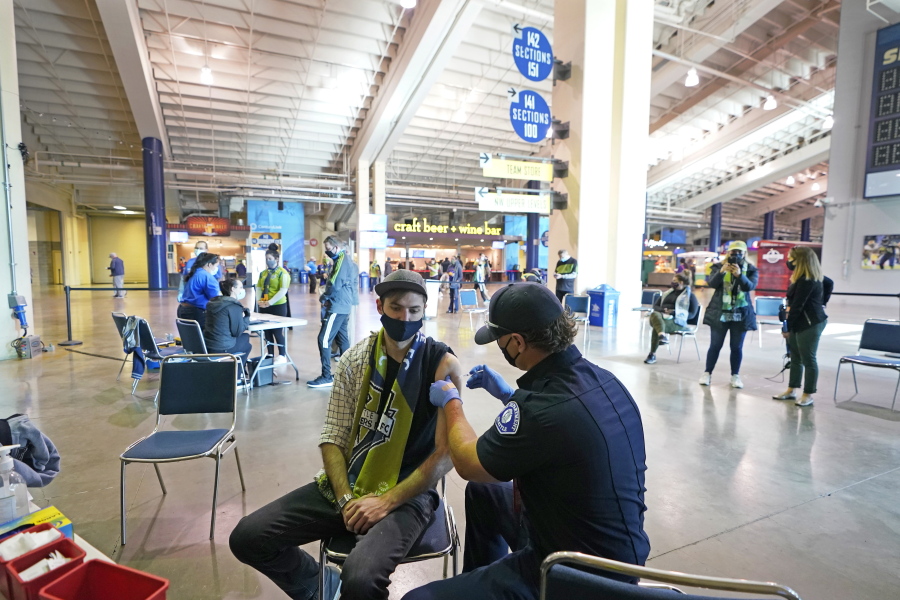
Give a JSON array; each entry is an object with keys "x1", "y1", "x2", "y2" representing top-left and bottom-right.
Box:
[
  {"x1": 745, "y1": 176, "x2": 828, "y2": 218},
  {"x1": 348, "y1": 0, "x2": 482, "y2": 167},
  {"x1": 784, "y1": 205, "x2": 826, "y2": 224},
  {"x1": 94, "y1": 0, "x2": 170, "y2": 156},
  {"x1": 679, "y1": 136, "x2": 831, "y2": 211},
  {"x1": 650, "y1": 0, "x2": 840, "y2": 134}
]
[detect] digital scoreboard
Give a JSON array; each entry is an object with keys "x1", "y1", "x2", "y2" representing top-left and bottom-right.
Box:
[{"x1": 864, "y1": 22, "x2": 900, "y2": 198}]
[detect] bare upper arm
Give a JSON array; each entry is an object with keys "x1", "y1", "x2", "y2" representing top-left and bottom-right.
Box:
[{"x1": 435, "y1": 352, "x2": 464, "y2": 390}]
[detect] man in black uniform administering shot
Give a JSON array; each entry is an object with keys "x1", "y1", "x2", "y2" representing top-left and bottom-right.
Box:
[{"x1": 405, "y1": 283, "x2": 650, "y2": 600}]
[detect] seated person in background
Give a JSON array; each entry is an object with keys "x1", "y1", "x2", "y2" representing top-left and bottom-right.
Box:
[
  {"x1": 522, "y1": 268, "x2": 542, "y2": 283},
  {"x1": 644, "y1": 271, "x2": 700, "y2": 364},
  {"x1": 230, "y1": 270, "x2": 463, "y2": 600},
  {"x1": 204, "y1": 279, "x2": 252, "y2": 362}
]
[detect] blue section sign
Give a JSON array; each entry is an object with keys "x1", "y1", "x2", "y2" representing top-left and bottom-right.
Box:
[
  {"x1": 509, "y1": 90, "x2": 551, "y2": 143},
  {"x1": 512, "y1": 25, "x2": 553, "y2": 82}
]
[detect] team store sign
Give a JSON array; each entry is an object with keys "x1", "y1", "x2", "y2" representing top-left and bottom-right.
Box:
[{"x1": 393, "y1": 217, "x2": 502, "y2": 237}]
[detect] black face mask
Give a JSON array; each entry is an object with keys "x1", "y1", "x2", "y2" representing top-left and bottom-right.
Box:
[
  {"x1": 325, "y1": 249, "x2": 338, "y2": 260},
  {"x1": 500, "y1": 336, "x2": 520, "y2": 368},
  {"x1": 380, "y1": 314, "x2": 423, "y2": 342},
  {"x1": 670, "y1": 282, "x2": 680, "y2": 289},
  {"x1": 786, "y1": 260, "x2": 795, "y2": 271}
]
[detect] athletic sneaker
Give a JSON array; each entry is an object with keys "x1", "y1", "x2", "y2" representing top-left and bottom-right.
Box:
[
  {"x1": 730, "y1": 374, "x2": 744, "y2": 389},
  {"x1": 643, "y1": 353, "x2": 657, "y2": 364},
  {"x1": 307, "y1": 376, "x2": 334, "y2": 388},
  {"x1": 273, "y1": 355, "x2": 287, "y2": 365},
  {"x1": 796, "y1": 395, "x2": 814, "y2": 407},
  {"x1": 772, "y1": 391, "x2": 797, "y2": 400},
  {"x1": 658, "y1": 334, "x2": 669, "y2": 345},
  {"x1": 698, "y1": 372, "x2": 711, "y2": 386},
  {"x1": 321, "y1": 565, "x2": 341, "y2": 600}
]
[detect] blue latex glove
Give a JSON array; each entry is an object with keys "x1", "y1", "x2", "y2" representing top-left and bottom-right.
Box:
[
  {"x1": 466, "y1": 365, "x2": 515, "y2": 404},
  {"x1": 429, "y1": 377, "x2": 461, "y2": 408}
]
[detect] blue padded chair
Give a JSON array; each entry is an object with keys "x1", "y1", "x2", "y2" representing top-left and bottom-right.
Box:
[
  {"x1": 317, "y1": 478, "x2": 459, "y2": 600},
  {"x1": 563, "y1": 294, "x2": 591, "y2": 346},
  {"x1": 634, "y1": 290, "x2": 662, "y2": 336},
  {"x1": 120, "y1": 354, "x2": 246, "y2": 544},
  {"x1": 834, "y1": 319, "x2": 900, "y2": 411},
  {"x1": 540, "y1": 551, "x2": 802, "y2": 600},
  {"x1": 458, "y1": 288, "x2": 487, "y2": 331},
  {"x1": 753, "y1": 296, "x2": 785, "y2": 348}
]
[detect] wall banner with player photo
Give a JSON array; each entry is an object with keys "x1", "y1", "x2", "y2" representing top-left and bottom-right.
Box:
[{"x1": 862, "y1": 234, "x2": 900, "y2": 270}]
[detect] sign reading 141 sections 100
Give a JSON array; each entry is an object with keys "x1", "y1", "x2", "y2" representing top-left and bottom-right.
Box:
[
  {"x1": 512, "y1": 24, "x2": 553, "y2": 82},
  {"x1": 509, "y1": 89, "x2": 550, "y2": 143}
]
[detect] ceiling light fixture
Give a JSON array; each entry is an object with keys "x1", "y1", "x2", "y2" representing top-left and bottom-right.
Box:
[
  {"x1": 400, "y1": 0, "x2": 416, "y2": 8},
  {"x1": 785, "y1": 176, "x2": 795, "y2": 186},
  {"x1": 823, "y1": 115, "x2": 834, "y2": 130},
  {"x1": 811, "y1": 182, "x2": 821, "y2": 191},
  {"x1": 200, "y1": 66, "x2": 213, "y2": 85},
  {"x1": 763, "y1": 95, "x2": 777, "y2": 111},
  {"x1": 113, "y1": 205, "x2": 126, "y2": 210},
  {"x1": 684, "y1": 67, "x2": 699, "y2": 88}
]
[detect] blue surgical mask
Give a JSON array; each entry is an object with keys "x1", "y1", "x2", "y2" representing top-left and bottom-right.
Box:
[
  {"x1": 266, "y1": 259, "x2": 277, "y2": 269},
  {"x1": 380, "y1": 314, "x2": 423, "y2": 342},
  {"x1": 235, "y1": 288, "x2": 246, "y2": 300}
]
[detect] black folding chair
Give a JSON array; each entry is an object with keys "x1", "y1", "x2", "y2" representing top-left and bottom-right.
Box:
[
  {"x1": 120, "y1": 355, "x2": 246, "y2": 544},
  {"x1": 176, "y1": 318, "x2": 250, "y2": 390},
  {"x1": 541, "y1": 551, "x2": 802, "y2": 600},
  {"x1": 129, "y1": 318, "x2": 184, "y2": 395},
  {"x1": 834, "y1": 319, "x2": 900, "y2": 411}
]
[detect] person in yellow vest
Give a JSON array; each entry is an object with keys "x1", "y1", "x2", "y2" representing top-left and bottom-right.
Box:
[
  {"x1": 554, "y1": 249, "x2": 578, "y2": 302},
  {"x1": 427, "y1": 258, "x2": 441, "y2": 280},
  {"x1": 256, "y1": 248, "x2": 291, "y2": 364},
  {"x1": 370, "y1": 260, "x2": 382, "y2": 292}
]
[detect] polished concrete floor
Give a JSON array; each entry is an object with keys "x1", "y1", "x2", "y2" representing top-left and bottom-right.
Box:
[{"x1": 2, "y1": 283, "x2": 900, "y2": 599}]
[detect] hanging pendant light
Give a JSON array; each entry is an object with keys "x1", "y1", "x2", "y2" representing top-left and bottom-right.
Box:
[{"x1": 684, "y1": 67, "x2": 699, "y2": 88}]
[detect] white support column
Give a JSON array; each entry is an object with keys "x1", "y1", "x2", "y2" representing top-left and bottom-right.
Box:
[
  {"x1": 356, "y1": 159, "x2": 371, "y2": 269},
  {"x1": 0, "y1": 1, "x2": 33, "y2": 359},
  {"x1": 372, "y1": 161, "x2": 387, "y2": 271},
  {"x1": 550, "y1": 0, "x2": 653, "y2": 308}
]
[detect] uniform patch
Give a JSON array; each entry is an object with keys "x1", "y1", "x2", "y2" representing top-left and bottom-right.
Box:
[{"x1": 495, "y1": 401, "x2": 521, "y2": 435}]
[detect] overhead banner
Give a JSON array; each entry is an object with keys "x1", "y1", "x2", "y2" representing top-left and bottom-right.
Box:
[
  {"x1": 248, "y1": 200, "x2": 305, "y2": 269},
  {"x1": 392, "y1": 217, "x2": 503, "y2": 237},
  {"x1": 185, "y1": 216, "x2": 230, "y2": 236},
  {"x1": 479, "y1": 154, "x2": 553, "y2": 181},
  {"x1": 476, "y1": 188, "x2": 550, "y2": 214}
]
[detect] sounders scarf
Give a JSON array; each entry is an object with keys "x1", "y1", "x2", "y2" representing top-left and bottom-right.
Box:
[
  {"x1": 720, "y1": 264, "x2": 749, "y2": 321},
  {"x1": 318, "y1": 330, "x2": 426, "y2": 501}
]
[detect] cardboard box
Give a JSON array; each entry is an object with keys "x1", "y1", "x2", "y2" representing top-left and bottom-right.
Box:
[{"x1": 0, "y1": 508, "x2": 73, "y2": 541}]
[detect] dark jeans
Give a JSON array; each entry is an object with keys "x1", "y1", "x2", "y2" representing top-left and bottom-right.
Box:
[
  {"x1": 229, "y1": 482, "x2": 438, "y2": 600},
  {"x1": 259, "y1": 302, "x2": 288, "y2": 355},
  {"x1": 448, "y1": 288, "x2": 459, "y2": 313},
  {"x1": 704, "y1": 322, "x2": 748, "y2": 375},
  {"x1": 462, "y1": 482, "x2": 528, "y2": 572},
  {"x1": 472, "y1": 282, "x2": 489, "y2": 302},
  {"x1": 648, "y1": 312, "x2": 686, "y2": 353},
  {"x1": 555, "y1": 289, "x2": 570, "y2": 302},
  {"x1": 177, "y1": 304, "x2": 207, "y2": 329},
  {"x1": 788, "y1": 320, "x2": 826, "y2": 394},
  {"x1": 318, "y1": 312, "x2": 350, "y2": 378}
]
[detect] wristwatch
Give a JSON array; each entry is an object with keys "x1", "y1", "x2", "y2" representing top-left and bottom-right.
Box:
[{"x1": 337, "y1": 493, "x2": 353, "y2": 511}]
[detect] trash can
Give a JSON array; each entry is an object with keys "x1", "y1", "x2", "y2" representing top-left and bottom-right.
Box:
[
  {"x1": 299, "y1": 270, "x2": 309, "y2": 284},
  {"x1": 587, "y1": 284, "x2": 620, "y2": 327},
  {"x1": 290, "y1": 268, "x2": 300, "y2": 283},
  {"x1": 359, "y1": 272, "x2": 370, "y2": 291}
]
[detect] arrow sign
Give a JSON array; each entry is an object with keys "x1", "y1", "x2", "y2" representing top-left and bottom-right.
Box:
[
  {"x1": 512, "y1": 26, "x2": 553, "y2": 82},
  {"x1": 509, "y1": 90, "x2": 550, "y2": 143},
  {"x1": 483, "y1": 158, "x2": 553, "y2": 182},
  {"x1": 479, "y1": 153, "x2": 492, "y2": 168},
  {"x1": 475, "y1": 187, "x2": 490, "y2": 200},
  {"x1": 513, "y1": 23, "x2": 522, "y2": 37},
  {"x1": 478, "y1": 192, "x2": 550, "y2": 214}
]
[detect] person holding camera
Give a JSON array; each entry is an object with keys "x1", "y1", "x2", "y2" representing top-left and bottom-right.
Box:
[
  {"x1": 772, "y1": 247, "x2": 833, "y2": 407},
  {"x1": 699, "y1": 241, "x2": 759, "y2": 388}
]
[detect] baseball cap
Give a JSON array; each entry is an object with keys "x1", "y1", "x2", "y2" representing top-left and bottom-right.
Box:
[
  {"x1": 474, "y1": 284, "x2": 564, "y2": 345},
  {"x1": 374, "y1": 269, "x2": 427, "y2": 298},
  {"x1": 727, "y1": 241, "x2": 748, "y2": 253}
]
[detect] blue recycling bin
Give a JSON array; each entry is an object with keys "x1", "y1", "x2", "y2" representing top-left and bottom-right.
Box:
[
  {"x1": 587, "y1": 284, "x2": 620, "y2": 327},
  {"x1": 359, "y1": 272, "x2": 370, "y2": 291},
  {"x1": 299, "y1": 270, "x2": 309, "y2": 284}
]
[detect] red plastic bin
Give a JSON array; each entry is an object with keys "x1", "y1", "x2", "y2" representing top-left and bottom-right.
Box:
[
  {"x1": 7, "y1": 537, "x2": 85, "y2": 600},
  {"x1": 39, "y1": 559, "x2": 169, "y2": 600},
  {"x1": 0, "y1": 524, "x2": 60, "y2": 600}
]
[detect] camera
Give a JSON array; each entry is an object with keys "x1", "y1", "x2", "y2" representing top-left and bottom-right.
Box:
[
  {"x1": 727, "y1": 255, "x2": 740, "y2": 264},
  {"x1": 778, "y1": 306, "x2": 788, "y2": 321}
]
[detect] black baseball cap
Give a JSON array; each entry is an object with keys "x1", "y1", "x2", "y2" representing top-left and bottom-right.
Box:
[
  {"x1": 374, "y1": 269, "x2": 427, "y2": 299},
  {"x1": 474, "y1": 283, "x2": 564, "y2": 345}
]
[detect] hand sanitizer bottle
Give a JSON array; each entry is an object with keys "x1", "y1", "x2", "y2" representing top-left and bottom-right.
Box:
[{"x1": 0, "y1": 445, "x2": 19, "y2": 523}]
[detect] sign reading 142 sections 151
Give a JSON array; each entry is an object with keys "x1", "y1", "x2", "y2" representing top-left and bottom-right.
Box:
[
  {"x1": 512, "y1": 24, "x2": 553, "y2": 82},
  {"x1": 509, "y1": 89, "x2": 551, "y2": 143}
]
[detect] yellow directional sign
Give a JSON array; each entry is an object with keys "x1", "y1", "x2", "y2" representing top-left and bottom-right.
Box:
[
  {"x1": 476, "y1": 188, "x2": 550, "y2": 214},
  {"x1": 479, "y1": 154, "x2": 553, "y2": 182}
]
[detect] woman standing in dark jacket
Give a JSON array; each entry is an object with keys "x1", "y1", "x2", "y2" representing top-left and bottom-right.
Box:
[
  {"x1": 447, "y1": 256, "x2": 463, "y2": 313},
  {"x1": 699, "y1": 241, "x2": 759, "y2": 389},
  {"x1": 773, "y1": 247, "x2": 831, "y2": 407},
  {"x1": 204, "y1": 278, "x2": 252, "y2": 362}
]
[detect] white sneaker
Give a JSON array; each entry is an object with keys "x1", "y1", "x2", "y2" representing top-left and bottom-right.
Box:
[
  {"x1": 730, "y1": 374, "x2": 744, "y2": 389},
  {"x1": 698, "y1": 372, "x2": 711, "y2": 386},
  {"x1": 273, "y1": 355, "x2": 287, "y2": 365}
]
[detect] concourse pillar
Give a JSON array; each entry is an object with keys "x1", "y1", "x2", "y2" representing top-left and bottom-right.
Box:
[
  {"x1": 526, "y1": 213, "x2": 540, "y2": 271},
  {"x1": 372, "y1": 161, "x2": 386, "y2": 272},
  {"x1": 0, "y1": 2, "x2": 34, "y2": 359},
  {"x1": 142, "y1": 137, "x2": 167, "y2": 289},
  {"x1": 763, "y1": 211, "x2": 775, "y2": 239},
  {"x1": 355, "y1": 159, "x2": 370, "y2": 268},
  {"x1": 800, "y1": 218, "x2": 811, "y2": 242},
  {"x1": 550, "y1": 0, "x2": 653, "y2": 307},
  {"x1": 709, "y1": 203, "x2": 722, "y2": 252}
]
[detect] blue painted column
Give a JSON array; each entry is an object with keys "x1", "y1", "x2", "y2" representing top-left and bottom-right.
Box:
[
  {"x1": 763, "y1": 211, "x2": 775, "y2": 239},
  {"x1": 142, "y1": 137, "x2": 167, "y2": 289},
  {"x1": 709, "y1": 203, "x2": 722, "y2": 252},
  {"x1": 800, "y1": 218, "x2": 811, "y2": 242},
  {"x1": 526, "y1": 213, "x2": 540, "y2": 271}
]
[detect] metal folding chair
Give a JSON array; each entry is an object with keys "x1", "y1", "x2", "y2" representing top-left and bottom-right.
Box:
[
  {"x1": 176, "y1": 318, "x2": 250, "y2": 390},
  {"x1": 541, "y1": 551, "x2": 802, "y2": 600},
  {"x1": 563, "y1": 294, "x2": 591, "y2": 346},
  {"x1": 458, "y1": 289, "x2": 487, "y2": 331},
  {"x1": 753, "y1": 296, "x2": 785, "y2": 348},
  {"x1": 129, "y1": 317, "x2": 184, "y2": 394},
  {"x1": 120, "y1": 354, "x2": 246, "y2": 544},
  {"x1": 834, "y1": 318, "x2": 900, "y2": 411},
  {"x1": 666, "y1": 305, "x2": 704, "y2": 363}
]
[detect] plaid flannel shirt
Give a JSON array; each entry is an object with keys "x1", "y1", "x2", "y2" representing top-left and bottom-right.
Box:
[{"x1": 319, "y1": 331, "x2": 379, "y2": 452}]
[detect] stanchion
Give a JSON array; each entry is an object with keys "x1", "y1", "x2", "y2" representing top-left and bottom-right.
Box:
[{"x1": 59, "y1": 286, "x2": 83, "y2": 347}]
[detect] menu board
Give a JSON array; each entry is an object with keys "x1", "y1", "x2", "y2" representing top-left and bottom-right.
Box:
[{"x1": 865, "y1": 23, "x2": 900, "y2": 198}]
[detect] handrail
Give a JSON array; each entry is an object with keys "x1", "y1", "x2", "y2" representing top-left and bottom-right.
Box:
[
  {"x1": 830, "y1": 291, "x2": 900, "y2": 320},
  {"x1": 60, "y1": 285, "x2": 176, "y2": 347}
]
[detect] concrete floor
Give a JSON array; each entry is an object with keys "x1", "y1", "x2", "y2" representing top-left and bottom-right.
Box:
[{"x1": 2, "y1": 283, "x2": 900, "y2": 599}]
